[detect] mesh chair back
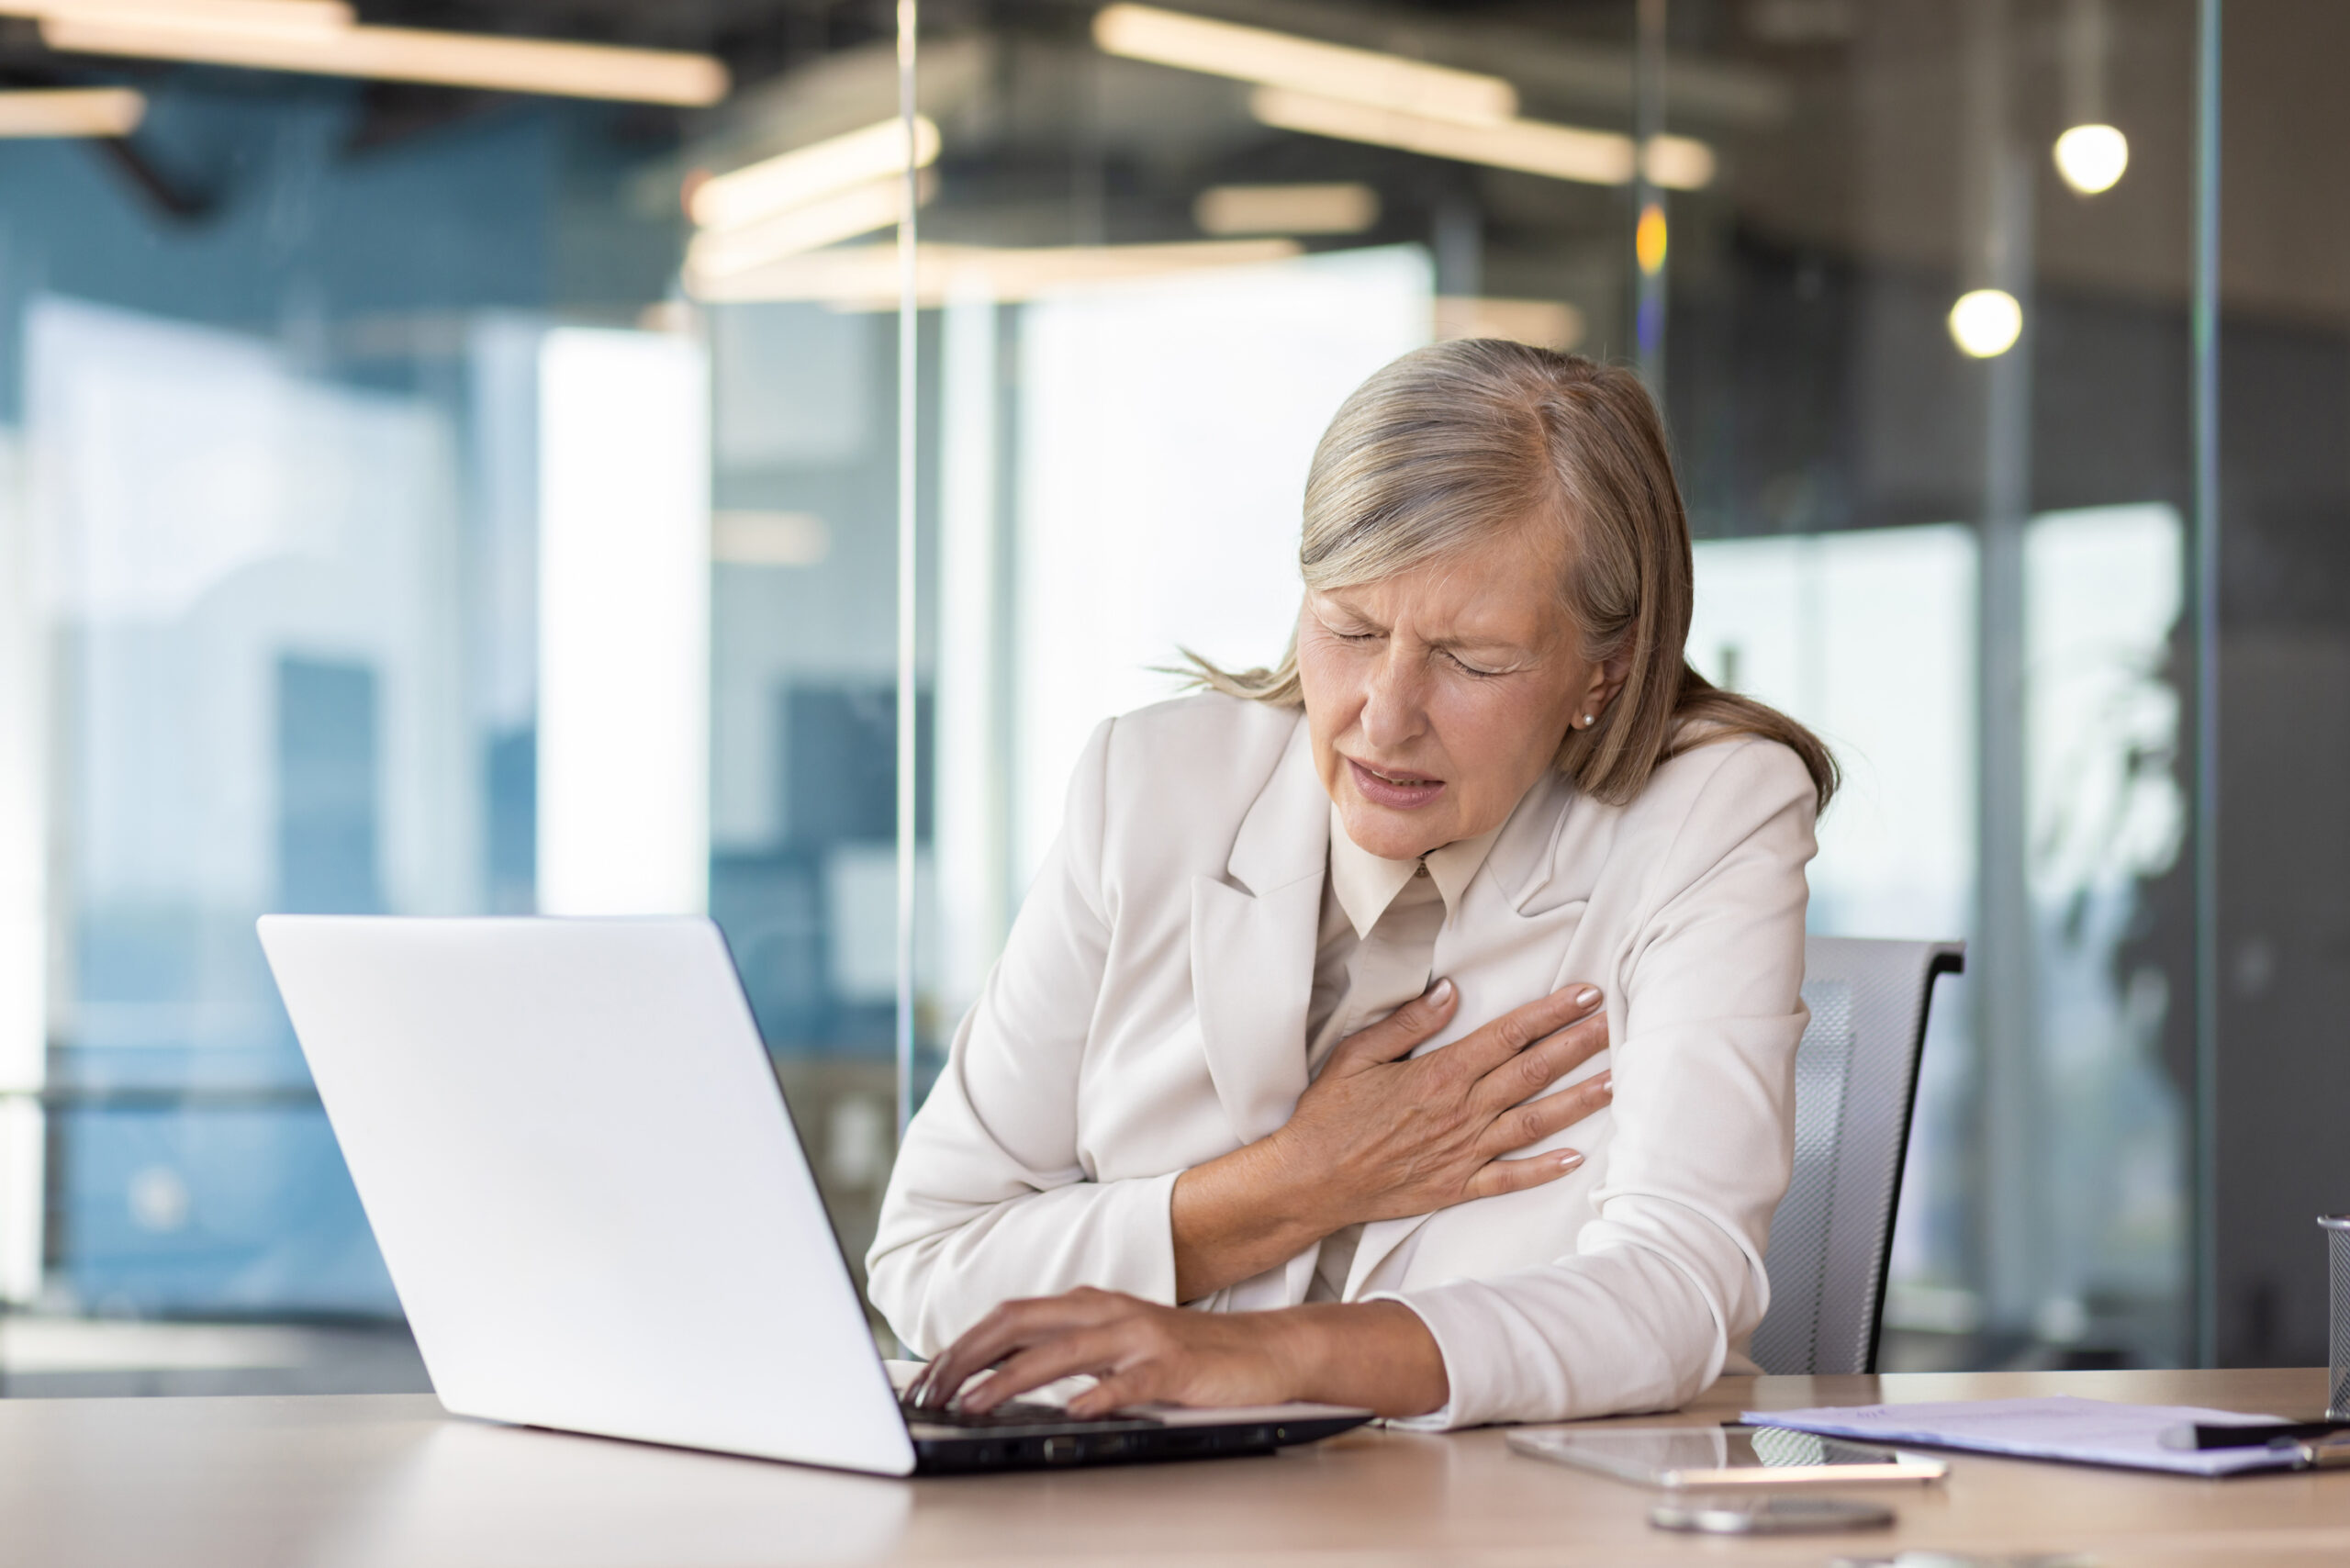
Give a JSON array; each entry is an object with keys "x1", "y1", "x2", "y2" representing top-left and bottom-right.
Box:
[{"x1": 1749, "y1": 935, "x2": 1963, "y2": 1375}]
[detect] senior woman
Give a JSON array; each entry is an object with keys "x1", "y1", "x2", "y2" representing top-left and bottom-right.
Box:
[{"x1": 870, "y1": 340, "x2": 1835, "y2": 1429}]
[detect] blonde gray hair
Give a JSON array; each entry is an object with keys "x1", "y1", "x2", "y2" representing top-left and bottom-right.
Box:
[{"x1": 1191, "y1": 339, "x2": 1836, "y2": 811}]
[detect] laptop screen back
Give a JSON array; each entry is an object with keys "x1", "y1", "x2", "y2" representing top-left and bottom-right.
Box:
[{"x1": 258, "y1": 914, "x2": 915, "y2": 1476}]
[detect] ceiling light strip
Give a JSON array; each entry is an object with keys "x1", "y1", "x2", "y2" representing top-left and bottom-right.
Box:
[
  {"x1": 690, "y1": 116, "x2": 940, "y2": 233},
  {"x1": 39, "y1": 14, "x2": 729, "y2": 106},
  {"x1": 1252, "y1": 87, "x2": 1624, "y2": 182},
  {"x1": 3, "y1": 0, "x2": 352, "y2": 37},
  {"x1": 687, "y1": 177, "x2": 913, "y2": 279},
  {"x1": 1193, "y1": 182, "x2": 1380, "y2": 237},
  {"x1": 688, "y1": 238, "x2": 1302, "y2": 308},
  {"x1": 0, "y1": 84, "x2": 145, "y2": 136},
  {"x1": 1093, "y1": 3, "x2": 1514, "y2": 125},
  {"x1": 1250, "y1": 88, "x2": 1714, "y2": 191}
]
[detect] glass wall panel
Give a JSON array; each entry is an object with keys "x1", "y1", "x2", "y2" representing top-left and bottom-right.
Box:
[
  {"x1": 0, "y1": 16, "x2": 913, "y2": 1376},
  {"x1": 2, "y1": 121, "x2": 542, "y2": 1323},
  {"x1": 676, "y1": 31, "x2": 923, "y2": 1320},
  {"x1": 1662, "y1": 0, "x2": 2200, "y2": 1371},
  {"x1": 703, "y1": 288, "x2": 912, "y2": 1300},
  {"x1": 2209, "y1": 0, "x2": 2350, "y2": 1369}
]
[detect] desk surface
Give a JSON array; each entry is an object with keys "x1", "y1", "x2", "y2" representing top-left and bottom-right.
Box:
[{"x1": 9, "y1": 1369, "x2": 2350, "y2": 1567}]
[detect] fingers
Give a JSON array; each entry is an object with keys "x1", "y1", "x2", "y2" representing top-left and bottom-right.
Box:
[
  {"x1": 1463, "y1": 1146, "x2": 1588, "y2": 1202},
  {"x1": 1067, "y1": 1367, "x2": 1159, "y2": 1418},
  {"x1": 1325, "y1": 976, "x2": 1458, "y2": 1070},
  {"x1": 912, "y1": 1293, "x2": 1104, "y2": 1406},
  {"x1": 957, "y1": 1327, "x2": 1131, "y2": 1414},
  {"x1": 908, "y1": 1287, "x2": 1125, "y2": 1408},
  {"x1": 1468, "y1": 1006, "x2": 1610, "y2": 1113},
  {"x1": 1445, "y1": 982, "x2": 1606, "y2": 1081},
  {"x1": 1475, "y1": 1070, "x2": 1613, "y2": 1159}
]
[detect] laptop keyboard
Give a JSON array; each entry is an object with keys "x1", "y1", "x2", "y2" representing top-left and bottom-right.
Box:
[{"x1": 901, "y1": 1396, "x2": 1156, "y2": 1429}]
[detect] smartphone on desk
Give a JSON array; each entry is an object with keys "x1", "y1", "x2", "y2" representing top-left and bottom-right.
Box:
[
  {"x1": 1507, "y1": 1424, "x2": 1950, "y2": 1488},
  {"x1": 1651, "y1": 1496, "x2": 1897, "y2": 1534}
]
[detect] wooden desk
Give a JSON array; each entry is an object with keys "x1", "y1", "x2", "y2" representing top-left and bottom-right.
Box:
[{"x1": 8, "y1": 1370, "x2": 2349, "y2": 1566}]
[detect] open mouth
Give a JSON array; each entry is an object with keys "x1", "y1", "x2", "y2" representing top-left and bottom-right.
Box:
[{"x1": 1347, "y1": 756, "x2": 1446, "y2": 811}]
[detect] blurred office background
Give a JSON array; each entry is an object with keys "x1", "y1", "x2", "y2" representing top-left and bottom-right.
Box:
[{"x1": 0, "y1": 0, "x2": 2340, "y2": 1394}]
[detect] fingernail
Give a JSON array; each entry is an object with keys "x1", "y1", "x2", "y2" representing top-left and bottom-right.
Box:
[
  {"x1": 1557, "y1": 1150, "x2": 1584, "y2": 1170},
  {"x1": 1428, "y1": 977, "x2": 1454, "y2": 1005},
  {"x1": 1576, "y1": 987, "x2": 1601, "y2": 1007},
  {"x1": 1597, "y1": 1072, "x2": 1613, "y2": 1094}
]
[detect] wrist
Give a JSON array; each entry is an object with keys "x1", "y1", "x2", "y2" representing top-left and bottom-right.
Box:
[
  {"x1": 1169, "y1": 1137, "x2": 1341, "y2": 1302},
  {"x1": 1254, "y1": 1126, "x2": 1349, "y2": 1238},
  {"x1": 1266, "y1": 1300, "x2": 1449, "y2": 1417},
  {"x1": 1261, "y1": 1303, "x2": 1332, "y2": 1402}
]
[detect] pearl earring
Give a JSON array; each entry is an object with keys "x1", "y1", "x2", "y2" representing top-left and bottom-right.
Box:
[{"x1": 1582, "y1": 713, "x2": 1595, "y2": 727}]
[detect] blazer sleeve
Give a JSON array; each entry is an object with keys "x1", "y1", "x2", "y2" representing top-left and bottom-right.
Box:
[
  {"x1": 865, "y1": 717, "x2": 1181, "y2": 1357},
  {"x1": 1371, "y1": 738, "x2": 1818, "y2": 1428}
]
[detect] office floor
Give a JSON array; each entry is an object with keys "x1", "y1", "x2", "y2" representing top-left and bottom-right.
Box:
[{"x1": 0, "y1": 1316, "x2": 432, "y2": 1398}]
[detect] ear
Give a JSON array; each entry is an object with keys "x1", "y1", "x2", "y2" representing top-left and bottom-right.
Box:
[{"x1": 1580, "y1": 651, "x2": 1632, "y2": 723}]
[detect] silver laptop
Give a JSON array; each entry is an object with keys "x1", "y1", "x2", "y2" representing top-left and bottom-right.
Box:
[{"x1": 257, "y1": 914, "x2": 1370, "y2": 1476}]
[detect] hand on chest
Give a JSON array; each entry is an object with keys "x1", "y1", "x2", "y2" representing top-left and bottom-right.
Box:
[{"x1": 1080, "y1": 868, "x2": 1613, "y2": 1178}]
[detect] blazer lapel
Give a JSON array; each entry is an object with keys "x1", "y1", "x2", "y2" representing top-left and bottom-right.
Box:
[{"x1": 1191, "y1": 715, "x2": 1327, "y2": 1147}]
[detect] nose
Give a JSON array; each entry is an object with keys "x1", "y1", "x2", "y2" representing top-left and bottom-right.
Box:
[{"x1": 1359, "y1": 644, "x2": 1428, "y2": 752}]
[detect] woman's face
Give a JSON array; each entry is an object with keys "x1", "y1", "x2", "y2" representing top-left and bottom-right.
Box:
[{"x1": 1298, "y1": 525, "x2": 1626, "y2": 861}]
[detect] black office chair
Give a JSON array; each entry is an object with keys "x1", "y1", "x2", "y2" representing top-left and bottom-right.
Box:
[{"x1": 1749, "y1": 935, "x2": 1965, "y2": 1375}]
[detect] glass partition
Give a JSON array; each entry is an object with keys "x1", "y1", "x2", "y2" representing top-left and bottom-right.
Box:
[
  {"x1": 1656, "y1": 0, "x2": 2203, "y2": 1369},
  {"x1": 0, "y1": 20, "x2": 911, "y2": 1383}
]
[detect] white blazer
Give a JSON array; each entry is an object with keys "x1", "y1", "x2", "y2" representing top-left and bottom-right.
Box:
[{"x1": 868, "y1": 693, "x2": 1818, "y2": 1428}]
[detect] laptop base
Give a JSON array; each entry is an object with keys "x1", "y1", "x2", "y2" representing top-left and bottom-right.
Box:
[{"x1": 910, "y1": 1412, "x2": 1370, "y2": 1473}]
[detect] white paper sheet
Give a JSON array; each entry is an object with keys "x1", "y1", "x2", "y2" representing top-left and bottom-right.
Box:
[{"x1": 1742, "y1": 1396, "x2": 2293, "y2": 1476}]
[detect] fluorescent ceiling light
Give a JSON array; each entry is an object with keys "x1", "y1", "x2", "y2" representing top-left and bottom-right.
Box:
[
  {"x1": 690, "y1": 115, "x2": 939, "y2": 232},
  {"x1": 1094, "y1": 3, "x2": 1515, "y2": 124},
  {"x1": 686, "y1": 175, "x2": 918, "y2": 281},
  {"x1": 1252, "y1": 87, "x2": 1715, "y2": 191},
  {"x1": 1257, "y1": 87, "x2": 1622, "y2": 181},
  {"x1": 0, "y1": 85, "x2": 145, "y2": 137},
  {"x1": 1193, "y1": 182, "x2": 1379, "y2": 236},
  {"x1": 1641, "y1": 137, "x2": 1717, "y2": 191},
  {"x1": 6, "y1": 0, "x2": 351, "y2": 39},
  {"x1": 39, "y1": 10, "x2": 728, "y2": 106},
  {"x1": 688, "y1": 238, "x2": 1303, "y2": 308}
]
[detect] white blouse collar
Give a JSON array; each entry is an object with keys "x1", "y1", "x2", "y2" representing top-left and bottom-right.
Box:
[{"x1": 1326, "y1": 802, "x2": 1505, "y2": 941}]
